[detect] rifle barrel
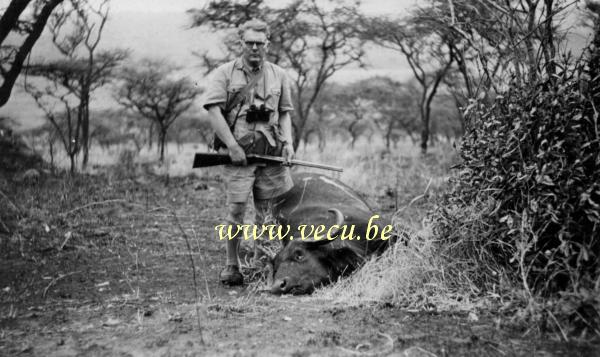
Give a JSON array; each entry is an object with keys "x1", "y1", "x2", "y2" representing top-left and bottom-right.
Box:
[
  {"x1": 248, "y1": 154, "x2": 343, "y2": 172},
  {"x1": 290, "y1": 159, "x2": 343, "y2": 172}
]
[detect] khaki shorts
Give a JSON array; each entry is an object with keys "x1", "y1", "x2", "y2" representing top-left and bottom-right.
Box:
[{"x1": 224, "y1": 164, "x2": 293, "y2": 203}]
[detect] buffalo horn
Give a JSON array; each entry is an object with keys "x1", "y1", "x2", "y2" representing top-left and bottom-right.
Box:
[{"x1": 303, "y1": 208, "x2": 345, "y2": 246}]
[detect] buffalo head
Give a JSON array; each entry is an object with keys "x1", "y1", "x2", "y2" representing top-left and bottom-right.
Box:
[{"x1": 270, "y1": 208, "x2": 369, "y2": 294}]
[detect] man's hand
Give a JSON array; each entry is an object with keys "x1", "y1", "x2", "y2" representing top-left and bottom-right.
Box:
[
  {"x1": 282, "y1": 142, "x2": 295, "y2": 165},
  {"x1": 228, "y1": 143, "x2": 247, "y2": 166}
]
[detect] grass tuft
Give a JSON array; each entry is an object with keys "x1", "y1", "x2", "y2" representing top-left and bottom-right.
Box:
[{"x1": 316, "y1": 221, "x2": 481, "y2": 312}]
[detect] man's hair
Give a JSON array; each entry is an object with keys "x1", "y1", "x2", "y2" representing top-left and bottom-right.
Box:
[{"x1": 238, "y1": 19, "x2": 270, "y2": 39}]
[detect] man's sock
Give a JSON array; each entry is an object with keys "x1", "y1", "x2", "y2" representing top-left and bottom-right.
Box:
[{"x1": 226, "y1": 237, "x2": 240, "y2": 267}]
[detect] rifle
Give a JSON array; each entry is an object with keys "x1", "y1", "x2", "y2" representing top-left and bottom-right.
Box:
[{"x1": 193, "y1": 152, "x2": 343, "y2": 172}]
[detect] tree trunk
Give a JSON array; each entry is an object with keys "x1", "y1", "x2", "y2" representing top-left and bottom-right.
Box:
[
  {"x1": 292, "y1": 117, "x2": 303, "y2": 150},
  {"x1": 524, "y1": 0, "x2": 539, "y2": 83},
  {"x1": 386, "y1": 132, "x2": 391, "y2": 151},
  {"x1": 159, "y1": 129, "x2": 167, "y2": 162},
  {"x1": 81, "y1": 86, "x2": 90, "y2": 169},
  {"x1": 69, "y1": 153, "x2": 76, "y2": 174},
  {"x1": 148, "y1": 123, "x2": 154, "y2": 149},
  {"x1": 0, "y1": 1, "x2": 32, "y2": 43},
  {"x1": 317, "y1": 130, "x2": 325, "y2": 152},
  {"x1": 348, "y1": 120, "x2": 359, "y2": 149},
  {"x1": 385, "y1": 122, "x2": 393, "y2": 151},
  {"x1": 49, "y1": 138, "x2": 55, "y2": 170},
  {"x1": 418, "y1": 47, "x2": 453, "y2": 154},
  {"x1": 420, "y1": 104, "x2": 430, "y2": 154},
  {"x1": 543, "y1": 0, "x2": 556, "y2": 79}
]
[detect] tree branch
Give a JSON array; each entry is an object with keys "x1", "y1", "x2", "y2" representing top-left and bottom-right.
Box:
[{"x1": 0, "y1": 0, "x2": 65, "y2": 107}]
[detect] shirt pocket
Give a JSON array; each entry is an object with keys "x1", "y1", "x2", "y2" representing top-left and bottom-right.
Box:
[
  {"x1": 225, "y1": 84, "x2": 246, "y2": 111},
  {"x1": 265, "y1": 88, "x2": 281, "y2": 111}
]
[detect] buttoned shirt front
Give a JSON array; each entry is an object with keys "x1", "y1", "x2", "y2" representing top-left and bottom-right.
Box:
[{"x1": 203, "y1": 57, "x2": 294, "y2": 145}]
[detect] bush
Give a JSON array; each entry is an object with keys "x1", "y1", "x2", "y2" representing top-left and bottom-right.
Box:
[
  {"x1": 433, "y1": 57, "x2": 600, "y2": 330},
  {"x1": 0, "y1": 123, "x2": 44, "y2": 175}
]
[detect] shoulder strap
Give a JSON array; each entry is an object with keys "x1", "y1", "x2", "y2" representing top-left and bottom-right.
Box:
[{"x1": 224, "y1": 66, "x2": 263, "y2": 114}]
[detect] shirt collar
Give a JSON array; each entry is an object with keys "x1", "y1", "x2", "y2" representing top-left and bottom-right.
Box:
[{"x1": 235, "y1": 57, "x2": 264, "y2": 74}]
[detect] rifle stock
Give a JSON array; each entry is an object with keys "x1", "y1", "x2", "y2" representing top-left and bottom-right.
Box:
[
  {"x1": 192, "y1": 152, "x2": 343, "y2": 172},
  {"x1": 193, "y1": 152, "x2": 233, "y2": 168}
]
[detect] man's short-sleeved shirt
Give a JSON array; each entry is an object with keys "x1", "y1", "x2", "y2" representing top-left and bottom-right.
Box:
[{"x1": 202, "y1": 58, "x2": 294, "y2": 141}]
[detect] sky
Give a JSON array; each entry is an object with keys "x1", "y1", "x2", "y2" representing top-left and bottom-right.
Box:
[{"x1": 106, "y1": 0, "x2": 416, "y2": 14}]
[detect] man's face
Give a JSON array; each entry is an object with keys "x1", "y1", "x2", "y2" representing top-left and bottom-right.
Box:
[{"x1": 241, "y1": 29, "x2": 269, "y2": 68}]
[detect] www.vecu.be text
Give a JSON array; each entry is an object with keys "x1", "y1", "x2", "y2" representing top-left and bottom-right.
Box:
[{"x1": 215, "y1": 215, "x2": 393, "y2": 241}]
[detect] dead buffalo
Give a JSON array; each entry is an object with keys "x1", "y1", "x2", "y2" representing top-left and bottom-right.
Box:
[{"x1": 269, "y1": 172, "x2": 397, "y2": 295}]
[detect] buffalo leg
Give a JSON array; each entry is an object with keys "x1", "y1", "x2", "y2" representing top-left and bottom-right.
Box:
[{"x1": 252, "y1": 198, "x2": 272, "y2": 265}]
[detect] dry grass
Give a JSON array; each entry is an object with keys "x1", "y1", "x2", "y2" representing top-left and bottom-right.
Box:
[
  {"x1": 28, "y1": 141, "x2": 210, "y2": 176},
  {"x1": 296, "y1": 137, "x2": 458, "y2": 232},
  {"x1": 315, "y1": 220, "x2": 481, "y2": 312},
  {"x1": 34, "y1": 137, "x2": 456, "y2": 195},
  {"x1": 297, "y1": 137, "x2": 455, "y2": 195}
]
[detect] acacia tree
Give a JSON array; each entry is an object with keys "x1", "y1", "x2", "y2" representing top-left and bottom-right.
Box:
[
  {"x1": 23, "y1": 122, "x2": 61, "y2": 169},
  {"x1": 167, "y1": 114, "x2": 214, "y2": 152},
  {"x1": 188, "y1": 0, "x2": 365, "y2": 149},
  {"x1": 116, "y1": 60, "x2": 201, "y2": 162},
  {"x1": 0, "y1": 0, "x2": 65, "y2": 108},
  {"x1": 360, "y1": 16, "x2": 454, "y2": 153},
  {"x1": 24, "y1": 49, "x2": 126, "y2": 172},
  {"x1": 46, "y1": 0, "x2": 117, "y2": 168},
  {"x1": 88, "y1": 109, "x2": 148, "y2": 153},
  {"x1": 24, "y1": 81, "x2": 82, "y2": 173},
  {"x1": 301, "y1": 99, "x2": 328, "y2": 151},
  {"x1": 361, "y1": 77, "x2": 420, "y2": 150},
  {"x1": 300, "y1": 82, "x2": 341, "y2": 151},
  {"x1": 410, "y1": 0, "x2": 570, "y2": 117},
  {"x1": 326, "y1": 84, "x2": 373, "y2": 149}
]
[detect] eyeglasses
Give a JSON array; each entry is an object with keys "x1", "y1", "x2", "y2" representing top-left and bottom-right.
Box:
[{"x1": 243, "y1": 41, "x2": 267, "y2": 49}]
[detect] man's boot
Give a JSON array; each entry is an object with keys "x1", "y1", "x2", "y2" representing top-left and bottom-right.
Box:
[{"x1": 220, "y1": 265, "x2": 243, "y2": 286}]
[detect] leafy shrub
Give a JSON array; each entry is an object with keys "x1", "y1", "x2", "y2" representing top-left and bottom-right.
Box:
[
  {"x1": 433, "y1": 57, "x2": 600, "y2": 329},
  {"x1": 0, "y1": 122, "x2": 44, "y2": 174}
]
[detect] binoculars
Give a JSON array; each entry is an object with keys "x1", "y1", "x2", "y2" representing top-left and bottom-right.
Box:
[{"x1": 246, "y1": 104, "x2": 272, "y2": 123}]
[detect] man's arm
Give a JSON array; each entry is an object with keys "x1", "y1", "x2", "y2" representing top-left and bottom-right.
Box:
[
  {"x1": 207, "y1": 105, "x2": 247, "y2": 166},
  {"x1": 278, "y1": 70, "x2": 295, "y2": 162},
  {"x1": 279, "y1": 111, "x2": 294, "y2": 162},
  {"x1": 202, "y1": 63, "x2": 246, "y2": 166}
]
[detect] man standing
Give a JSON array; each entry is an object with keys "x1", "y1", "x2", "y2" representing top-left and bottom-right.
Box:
[{"x1": 203, "y1": 19, "x2": 295, "y2": 286}]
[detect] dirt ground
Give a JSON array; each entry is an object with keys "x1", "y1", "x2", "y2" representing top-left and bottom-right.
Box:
[{"x1": 1, "y1": 170, "x2": 598, "y2": 356}]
